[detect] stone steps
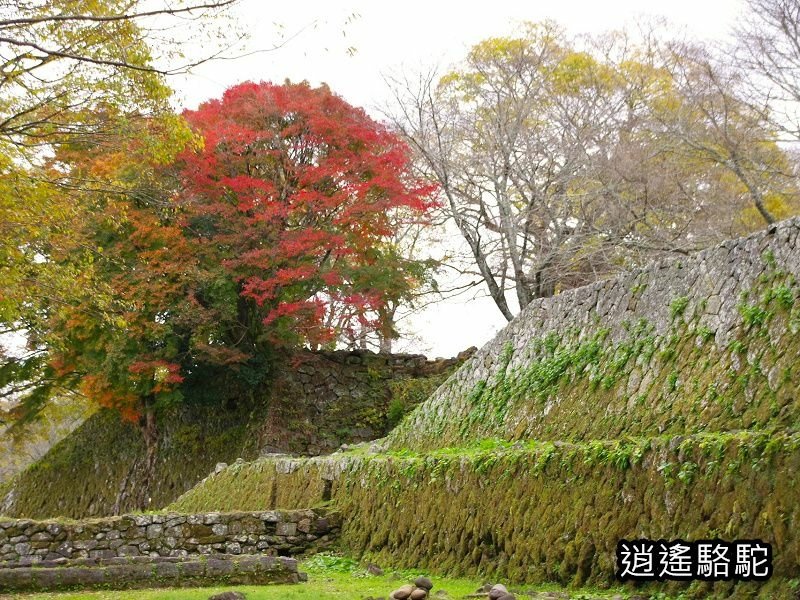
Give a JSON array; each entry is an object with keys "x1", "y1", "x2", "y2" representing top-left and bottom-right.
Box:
[{"x1": 0, "y1": 553, "x2": 305, "y2": 594}]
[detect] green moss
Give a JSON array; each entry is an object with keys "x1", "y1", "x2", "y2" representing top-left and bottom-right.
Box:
[
  {"x1": 3, "y1": 350, "x2": 460, "y2": 519},
  {"x1": 739, "y1": 303, "x2": 771, "y2": 328},
  {"x1": 670, "y1": 296, "x2": 690, "y2": 320},
  {"x1": 168, "y1": 430, "x2": 800, "y2": 597},
  {"x1": 387, "y1": 374, "x2": 448, "y2": 429},
  {"x1": 385, "y1": 266, "x2": 800, "y2": 453},
  {"x1": 764, "y1": 284, "x2": 795, "y2": 310}
]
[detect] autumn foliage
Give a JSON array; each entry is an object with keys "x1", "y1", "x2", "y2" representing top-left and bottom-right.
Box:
[
  {"x1": 41, "y1": 81, "x2": 436, "y2": 423},
  {"x1": 178, "y1": 81, "x2": 436, "y2": 346}
]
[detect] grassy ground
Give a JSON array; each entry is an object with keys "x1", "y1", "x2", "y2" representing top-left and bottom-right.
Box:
[
  {"x1": 0, "y1": 554, "x2": 641, "y2": 600},
  {"x1": 0, "y1": 580, "x2": 636, "y2": 600}
]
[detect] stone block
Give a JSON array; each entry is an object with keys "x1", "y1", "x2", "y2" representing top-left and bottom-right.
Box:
[{"x1": 275, "y1": 522, "x2": 296, "y2": 537}]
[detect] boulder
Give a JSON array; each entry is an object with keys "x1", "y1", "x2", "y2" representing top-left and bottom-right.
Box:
[
  {"x1": 209, "y1": 592, "x2": 246, "y2": 600},
  {"x1": 414, "y1": 576, "x2": 433, "y2": 590},
  {"x1": 488, "y1": 584, "x2": 508, "y2": 600},
  {"x1": 390, "y1": 584, "x2": 415, "y2": 599}
]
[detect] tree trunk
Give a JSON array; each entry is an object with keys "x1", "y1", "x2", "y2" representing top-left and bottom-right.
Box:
[
  {"x1": 112, "y1": 401, "x2": 159, "y2": 514},
  {"x1": 728, "y1": 158, "x2": 776, "y2": 225},
  {"x1": 137, "y1": 404, "x2": 159, "y2": 509},
  {"x1": 378, "y1": 304, "x2": 397, "y2": 353}
]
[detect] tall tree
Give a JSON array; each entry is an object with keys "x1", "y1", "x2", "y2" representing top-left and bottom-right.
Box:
[
  {"x1": 178, "y1": 81, "x2": 436, "y2": 349},
  {"x1": 0, "y1": 0, "x2": 242, "y2": 429},
  {"x1": 387, "y1": 22, "x2": 800, "y2": 322}
]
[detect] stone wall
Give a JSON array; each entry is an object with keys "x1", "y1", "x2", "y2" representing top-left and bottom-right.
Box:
[
  {"x1": 386, "y1": 217, "x2": 800, "y2": 451},
  {"x1": 0, "y1": 509, "x2": 338, "y2": 564},
  {"x1": 0, "y1": 554, "x2": 303, "y2": 594},
  {"x1": 0, "y1": 349, "x2": 468, "y2": 519},
  {"x1": 252, "y1": 348, "x2": 473, "y2": 456},
  {"x1": 169, "y1": 432, "x2": 800, "y2": 597},
  {"x1": 168, "y1": 218, "x2": 800, "y2": 598}
]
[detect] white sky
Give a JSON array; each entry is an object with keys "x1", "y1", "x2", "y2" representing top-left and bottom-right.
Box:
[{"x1": 170, "y1": 0, "x2": 746, "y2": 357}]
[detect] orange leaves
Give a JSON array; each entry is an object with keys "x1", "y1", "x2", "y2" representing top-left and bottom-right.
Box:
[{"x1": 80, "y1": 374, "x2": 139, "y2": 422}]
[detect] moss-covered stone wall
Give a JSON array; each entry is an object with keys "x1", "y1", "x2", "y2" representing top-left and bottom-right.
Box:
[
  {"x1": 0, "y1": 350, "x2": 463, "y2": 519},
  {"x1": 0, "y1": 554, "x2": 303, "y2": 594},
  {"x1": 167, "y1": 431, "x2": 800, "y2": 598},
  {"x1": 387, "y1": 218, "x2": 800, "y2": 451},
  {"x1": 167, "y1": 219, "x2": 800, "y2": 598},
  {"x1": 0, "y1": 509, "x2": 336, "y2": 563}
]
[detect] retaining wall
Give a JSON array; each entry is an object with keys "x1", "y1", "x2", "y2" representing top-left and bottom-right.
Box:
[
  {"x1": 0, "y1": 509, "x2": 337, "y2": 564},
  {"x1": 167, "y1": 219, "x2": 800, "y2": 598},
  {"x1": 386, "y1": 218, "x2": 800, "y2": 451},
  {"x1": 0, "y1": 554, "x2": 303, "y2": 593},
  {"x1": 169, "y1": 432, "x2": 800, "y2": 598},
  {"x1": 0, "y1": 349, "x2": 466, "y2": 519}
]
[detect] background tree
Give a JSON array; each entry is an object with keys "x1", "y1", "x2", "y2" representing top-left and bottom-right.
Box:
[
  {"x1": 734, "y1": 0, "x2": 800, "y2": 141},
  {"x1": 657, "y1": 40, "x2": 799, "y2": 227},
  {"x1": 387, "y1": 22, "x2": 800, "y2": 322}
]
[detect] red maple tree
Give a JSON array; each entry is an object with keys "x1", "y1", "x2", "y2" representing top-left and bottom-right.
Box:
[{"x1": 177, "y1": 80, "x2": 437, "y2": 348}]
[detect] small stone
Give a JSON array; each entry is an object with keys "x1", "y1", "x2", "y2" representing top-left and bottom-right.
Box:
[
  {"x1": 391, "y1": 584, "x2": 415, "y2": 599},
  {"x1": 488, "y1": 584, "x2": 508, "y2": 600},
  {"x1": 410, "y1": 589, "x2": 428, "y2": 600},
  {"x1": 214, "y1": 462, "x2": 228, "y2": 474},
  {"x1": 414, "y1": 576, "x2": 433, "y2": 591},
  {"x1": 209, "y1": 593, "x2": 246, "y2": 600}
]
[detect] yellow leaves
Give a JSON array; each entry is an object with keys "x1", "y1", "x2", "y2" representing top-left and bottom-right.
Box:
[
  {"x1": 618, "y1": 59, "x2": 678, "y2": 112},
  {"x1": 764, "y1": 192, "x2": 800, "y2": 220},
  {"x1": 468, "y1": 37, "x2": 529, "y2": 64},
  {"x1": 137, "y1": 113, "x2": 196, "y2": 166},
  {"x1": 437, "y1": 70, "x2": 487, "y2": 103},
  {"x1": 550, "y1": 52, "x2": 617, "y2": 95},
  {"x1": 739, "y1": 192, "x2": 800, "y2": 227}
]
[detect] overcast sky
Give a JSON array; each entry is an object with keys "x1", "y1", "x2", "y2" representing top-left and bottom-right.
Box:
[{"x1": 170, "y1": 0, "x2": 746, "y2": 357}]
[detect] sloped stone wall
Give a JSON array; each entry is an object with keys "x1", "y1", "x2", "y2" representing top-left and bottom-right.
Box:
[
  {"x1": 387, "y1": 217, "x2": 800, "y2": 451},
  {"x1": 169, "y1": 218, "x2": 800, "y2": 598},
  {"x1": 0, "y1": 349, "x2": 467, "y2": 519}
]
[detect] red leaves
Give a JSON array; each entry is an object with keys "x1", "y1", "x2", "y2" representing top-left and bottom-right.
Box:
[
  {"x1": 59, "y1": 81, "x2": 435, "y2": 425},
  {"x1": 176, "y1": 81, "x2": 436, "y2": 346}
]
